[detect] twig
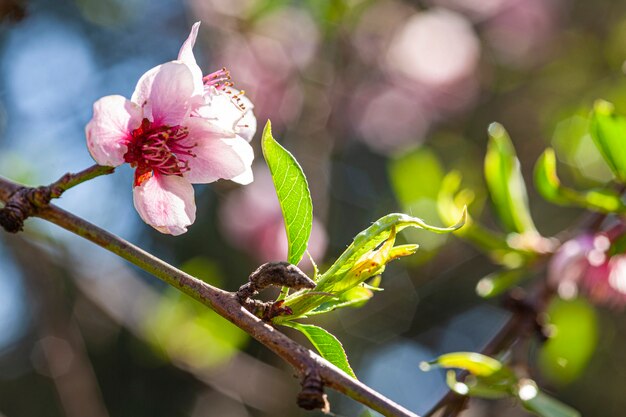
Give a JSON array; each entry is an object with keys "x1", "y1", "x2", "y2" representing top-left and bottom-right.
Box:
[
  {"x1": 0, "y1": 165, "x2": 114, "y2": 232},
  {"x1": 423, "y1": 282, "x2": 554, "y2": 417},
  {"x1": 0, "y1": 175, "x2": 418, "y2": 417},
  {"x1": 48, "y1": 165, "x2": 115, "y2": 198}
]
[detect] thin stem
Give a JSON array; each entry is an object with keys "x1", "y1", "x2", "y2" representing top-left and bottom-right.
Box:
[
  {"x1": 49, "y1": 165, "x2": 115, "y2": 198},
  {"x1": 0, "y1": 175, "x2": 418, "y2": 417}
]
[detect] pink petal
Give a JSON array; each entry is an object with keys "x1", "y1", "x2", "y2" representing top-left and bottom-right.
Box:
[
  {"x1": 177, "y1": 22, "x2": 205, "y2": 96},
  {"x1": 236, "y1": 98, "x2": 257, "y2": 143},
  {"x1": 181, "y1": 118, "x2": 254, "y2": 184},
  {"x1": 133, "y1": 173, "x2": 196, "y2": 235},
  {"x1": 85, "y1": 95, "x2": 142, "y2": 166},
  {"x1": 229, "y1": 135, "x2": 255, "y2": 184},
  {"x1": 131, "y1": 62, "x2": 195, "y2": 126},
  {"x1": 196, "y1": 87, "x2": 256, "y2": 140}
]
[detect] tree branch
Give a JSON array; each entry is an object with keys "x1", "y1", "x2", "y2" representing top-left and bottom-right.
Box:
[
  {"x1": 0, "y1": 165, "x2": 114, "y2": 232},
  {"x1": 0, "y1": 175, "x2": 418, "y2": 417}
]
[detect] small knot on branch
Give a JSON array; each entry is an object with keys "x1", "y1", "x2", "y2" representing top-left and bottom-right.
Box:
[
  {"x1": 237, "y1": 262, "x2": 316, "y2": 322},
  {"x1": 0, "y1": 200, "x2": 28, "y2": 232},
  {"x1": 0, "y1": 186, "x2": 51, "y2": 233},
  {"x1": 297, "y1": 370, "x2": 329, "y2": 412}
]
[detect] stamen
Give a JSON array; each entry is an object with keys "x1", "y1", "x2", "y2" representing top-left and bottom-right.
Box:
[
  {"x1": 203, "y1": 67, "x2": 232, "y2": 90},
  {"x1": 124, "y1": 118, "x2": 195, "y2": 186}
]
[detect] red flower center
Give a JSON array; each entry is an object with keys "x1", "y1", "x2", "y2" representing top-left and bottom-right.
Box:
[{"x1": 124, "y1": 118, "x2": 195, "y2": 187}]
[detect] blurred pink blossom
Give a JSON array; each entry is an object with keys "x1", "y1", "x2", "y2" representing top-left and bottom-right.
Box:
[
  {"x1": 196, "y1": 7, "x2": 319, "y2": 128},
  {"x1": 351, "y1": 8, "x2": 480, "y2": 154},
  {"x1": 218, "y1": 35, "x2": 305, "y2": 128},
  {"x1": 483, "y1": 0, "x2": 559, "y2": 67},
  {"x1": 431, "y1": 0, "x2": 510, "y2": 21},
  {"x1": 351, "y1": 83, "x2": 431, "y2": 154},
  {"x1": 583, "y1": 255, "x2": 626, "y2": 310},
  {"x1": 86, "y1": 22, "x2": 256, "y2": 235},
  {"x1": 549, "y1": 233, "x2": 626, "y2": 309},
  {"x1": 352, "y1": 0, "x2": 417, "y2": 65},
  {"x1": 548, "y1": 234, "x2": 595, "y2": 299},
  {"x1": 386, "y1": 9, "x2": 480, "y2": 88},
  {"x1": 219, "y1": 166, "x2": 327, "y2": 269}
]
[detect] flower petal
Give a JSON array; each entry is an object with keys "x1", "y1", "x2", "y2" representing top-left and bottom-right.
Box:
[
  {"x1": 178, "y1": 21, "x2": 205, "y2": 96},
  {"x1": 131, "y1": 61, "x2": 195, "y2": 126},
  {"x1": 86, "y1": 95, "x2": 142, "y2": 166},
  {"x1": 236, "y1": 98, "x2": 257, "y2": 143},
  {"x1": 196, "y1": 87, "x2": 256, "y2": 140},
  {"x1": 229, "y1": 135, "x2": 255, "y2": 184},
  {"x1": 133, "y1": 173, "x2": 196, "y2": 235},
  {"x1": 182, "y1": 118, "x2": 254, "y2": 184}
]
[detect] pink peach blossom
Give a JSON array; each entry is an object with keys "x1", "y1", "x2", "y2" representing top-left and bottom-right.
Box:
[
  {"x1": 583, "y1": 255, "x2": 626, "y2": 310},
  {"x1": 549, "y1": 233, "x2": 626, "y2": 309},
  {"x1": 86, "y1": 22, "x2": 256, "y2": 235}
]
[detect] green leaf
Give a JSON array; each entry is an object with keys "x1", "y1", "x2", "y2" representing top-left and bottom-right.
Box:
[
  {"x1": 143, "y1": 289, "x2": 248, "y2": 369},
  {"x1": 277, "y1": 212, "x2": 465, "y2": 320},
  {"x1": 485, "y1": 123, "x2": 537, "y2": 234},
  {"x1": 283, "y1": 322, "x2": 357, "y2": 378},
  {"x1": 262, "y1": 120, "x2": 313, "y2": 265},
  {"x1": 535, "y1": 148, "x2": 626, "y2": 213},
  {"x1": 521, "y1": 391, "x2": 581, "y2": 417},
  {"x1": 308, "y1": 284, "x2": 375, "y2": 316},
  {"x1": 437, "y1": 172, "x2": 513, "y2": 253},
  {"x1": 389, "y1": 147, "x2": 444, "y2": 204},
  {"x1": 445, "y1": 371, "x2": 511, "y2": 399},
  {"x1": 476, "y1": 269, "x2": 526, "y2": 298},
  {"x1": 539, "y1": 298, "x2": 598, "y2": 384},
  {"x1": 589, "y1": 100, "x2": 626, "y2": 182},
  {"x1": 421, "y1": 352, "x2": 504, "y2": 377},
  {"x1": 321, "y1": 212, "x2": 465, "y2": 284}
]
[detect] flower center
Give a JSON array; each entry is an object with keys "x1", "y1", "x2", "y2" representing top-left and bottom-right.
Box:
[{"x1": 124, "y1": 118, "x2": 195, "y2": 186}]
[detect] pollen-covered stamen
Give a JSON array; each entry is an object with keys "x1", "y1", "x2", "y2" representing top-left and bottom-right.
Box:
[
  {"x1": 124, "y1": 118, "x2": 196, "y2": 186},
  {"x1": 203, "y1": 67, "x2": 233, "y2": 91},
  {"x1": 231, "y1": 89, "x2": 247, "y2": 111}
]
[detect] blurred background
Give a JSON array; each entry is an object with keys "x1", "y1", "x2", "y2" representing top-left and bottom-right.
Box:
[{"x1": 1, "y1": 0, "x2": 626, "y2": 415}]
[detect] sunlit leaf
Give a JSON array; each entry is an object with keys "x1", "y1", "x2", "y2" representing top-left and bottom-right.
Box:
[
  {"x1": 389, "y1": 147, "x2": 444, "y2": 204},
  {"x1": 425, "y1": 353, "x2": 517, "y2": 401},
  {"x1": 539, "y1": 298, "x2": 598, "y2": 384},
  {"x1": 485, "y1": 123, "x2": 537, "y2": 234},
  {"x1": 438, "y1": 171, "x2": 514, "y2": 256},
  {"x1": 277, "y1": 212, "x2": 465, "y2": 320},
  {"x1": 552, "y1": 113, "x2": 613, "y2": 183},
  {"x1": 445, "y1": 371, "x2": 511, "y2": 399},
  {"x1": 425, "y1": 351, "x2": 580, "y2": 417},
  {"x1": 535, "y1": 148, "x2": 626, "y2": 213},
  {"x1": 389, "y1": 148, "x2": 448, "y2": 254},
  {"x1": 180, "y1": 257, "x2": 223, "y2": 287},
  {"x1": 308, "y1": 284, "x2": 375, "y2": 316},
  {"x1": 522, "y1": 391, "x2": 581, "y2": 417},
  {"x1": 589, "y1": 100, "x2": 626, "y2": 182},
  {"x1": 321, "y1": 212, "x2": 465, "y2": 284},
  {"x1": 421, "y1": 351, "x2": 504, "y2": 377},
  {"x1": 283, "y1": 322, "x2": 357, "y2": 378},
  {"x1": 262, "y1": 120, "x2": 313, "y2": 265},
  {"x1": 476, "y1": 268, "x2": 526, "y2": 298},
  {"x1": 143, "y1": 289, "x2": 248, "y2": 369}
]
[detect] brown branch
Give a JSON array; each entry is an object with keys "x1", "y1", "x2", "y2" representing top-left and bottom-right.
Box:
[
  {"x1": 0, "y1": 165, "x2": 114, "y2": 232},
  {"x1": 0, "y1": 174, "x2": 418, "y2": 417},
  {"x1": 422, "y1": 260, "x2": 564, "y2": 417}
]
